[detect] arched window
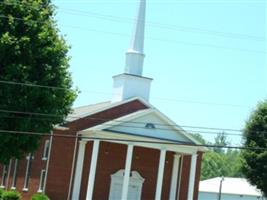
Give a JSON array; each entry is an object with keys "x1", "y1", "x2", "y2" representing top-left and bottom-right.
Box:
[{"x1": 109, "y1": 170, "x2": 145, "y2": 200}]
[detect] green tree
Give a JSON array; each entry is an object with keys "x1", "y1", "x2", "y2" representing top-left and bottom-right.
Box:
[
  {"x1": 201, "y1": 150, "x2": 243, "y2": 180},
  {"x1": 0, "y1": 0, "x2": 77, "y2": 164},
  {"x1": 191, "y1": 133, "x2": 208, "y2": 145},
  {"x1": 225, "y1": 149, "x2": 243, "y2": 177},
  {"x1": 196, "y1": 133, "x2": 244, "y2": 180},
  {"x1": 213, "y1": 132, "x2": 228, "y2": 153},
  {"x1": 242, "y1": 101, "x2": 267, "y2": 196},
  {"x1": 201, "y1": 151, "x2": 228, "y2": 180}
]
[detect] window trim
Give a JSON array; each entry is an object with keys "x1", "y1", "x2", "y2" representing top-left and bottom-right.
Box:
[
  {"x1": 22, "y1": 153, "x2": 33, "y2": 192},
  {"x1": 37, "y1": 169, "x2": 46, "y2": 193},
  {"x1": 42, "y1": 140, "x2": 50, "y2": 161},
  {"x1": 10, "y1": 159, "x2": 19, "y2": 190},
  {"x1": 0, "y1": 165, "x2": 8, "y2": 188}
]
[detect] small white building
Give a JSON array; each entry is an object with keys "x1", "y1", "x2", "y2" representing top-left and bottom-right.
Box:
[{"x1": 198, "y1": 177, "x2": 266, "y2": 200}]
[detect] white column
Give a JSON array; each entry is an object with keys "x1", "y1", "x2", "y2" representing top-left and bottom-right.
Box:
[
  {"x1": 176, "y1": 156, "x2": 184, "y2": 200},
  {"x1": 169, "y1": 154, "x2": 181, "y2": 200},
  {"x1": 187, "y1": 154, "x2": 198, "y2": 200},
  {"x1": 86, "y1": 140, "x2": 100, "y2": 200},
  {"x1": 155, "y1": 148, "x2": 167, "y2": 200},
  {"x1": 72, "y1": 140, "x2": 87, "y2": 200},
  {"x1": 121, "y1": 144, "x2": 134, "y2": 200}
]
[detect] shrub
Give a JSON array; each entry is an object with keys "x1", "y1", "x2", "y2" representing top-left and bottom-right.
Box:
[
  {"x1": 31, "y1": 193, "x2": 50, "y2": 200},
  {"x1": 0, "y1": 188, "x2": 4, "y2": 198},
  {"x1": 2, "y1": 191, "x2": 21, "y2": 200}
]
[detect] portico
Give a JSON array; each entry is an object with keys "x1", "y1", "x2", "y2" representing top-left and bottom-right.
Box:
[{"x1": 71, "y1": 108, "x2": 204, "y2": 200}]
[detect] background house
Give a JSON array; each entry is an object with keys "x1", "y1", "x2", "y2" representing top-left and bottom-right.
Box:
[{"x1": 198, "y1": 177, "x2": 266, "y2": 200}]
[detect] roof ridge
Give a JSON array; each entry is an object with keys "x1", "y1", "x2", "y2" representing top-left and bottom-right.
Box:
[{"x1": 72, "y1": 101, "x2": 111, "y2": 109}]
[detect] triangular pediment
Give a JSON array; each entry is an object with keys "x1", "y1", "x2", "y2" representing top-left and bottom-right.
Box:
[{"x1": 86, "y1": 109, "x2": 199, "y2": 145}]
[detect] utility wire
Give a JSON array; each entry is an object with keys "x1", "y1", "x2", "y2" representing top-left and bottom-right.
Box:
[
  {"x1": 0, "y1": 109, "x2": 264, "y2": 137},
  {"x1": 0, "y1": 0, "x2": 264, "y2": 42},
  {"x1": 0, "y1": 14, "x2": 264, "y2": 54},
  {"x1": 0, "y1": 80, "x2": 250, "y2": 108},
  {"x1": 63, "y1": 25, "x2": 265, "y2": 54},
  {"x1": 0, "y1": 80, "x2": 255, "y2": 132},
  {"x1": 0, "y1": 109, "x2": 244, "y2": 133},
  {"x1": 0, "y1": 129, "x2": 265, "y2": 151},
  {"x1": 0, "y1": 114, "x2": 244, "y2": 137},
  {"x1": 54, "y1": 0, "x2": 265, "y2": 3},
  {"x1": 2, "y1": 0, "x2": 264, "y2": 4},
  {"x1": 0, "y1": 80, "x2": 75, "y2": 91},
  {"x1": 59, "y1": 9, "x2": 264, "y2": 41}
]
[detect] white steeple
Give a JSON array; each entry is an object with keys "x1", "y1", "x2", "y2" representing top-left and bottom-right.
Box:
[
  {"x1": 112, "y1": 0, "x2": 152, "y2": 102},
  {"x1": 125, "y1": 0, "x2": 146, "y2": 76}
]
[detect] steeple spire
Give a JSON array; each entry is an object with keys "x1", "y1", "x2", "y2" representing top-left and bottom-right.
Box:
[
  {"x1": 125, "y1": 0, "x2": 146, "y2": 76},
  {"x1": 112, "y1": 0, "x2": 152, "y2": 103}
]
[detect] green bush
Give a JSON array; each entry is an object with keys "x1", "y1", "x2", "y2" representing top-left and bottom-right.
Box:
[
  {"x1": 2, "y1": 191, "x2": 21, "y2": 200},
  {"x1": 0, "y1": 188, "x2": 4, "y2": 198},
  {"x1": 31, "y1": 193, "x2": 50, "y2": 200}
]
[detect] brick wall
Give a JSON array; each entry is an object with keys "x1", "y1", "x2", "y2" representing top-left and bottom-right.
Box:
[
  {"x1": 46, "y1": 99, "x2": 148, "y2": 200},
  {"x1": 0, "y1": 136, "x2": 49, "y2": 199},
  {"x1": 0, "y1": 99, "x2": 204, "y2": 200}
]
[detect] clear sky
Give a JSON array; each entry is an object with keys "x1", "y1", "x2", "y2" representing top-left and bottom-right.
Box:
[{"x1": 53, "y1": 0, "x2": 266, "y2": 145}]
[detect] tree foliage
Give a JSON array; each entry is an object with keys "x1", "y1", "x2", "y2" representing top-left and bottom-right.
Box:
[
  {"x1": 213, "y1": 132, "x2": 228, "y2": 153},
  {"x1": 193, "y1": 133, "x2": 243, "y2": 180},
  {"x1": 201, "y1": 149, "x2": 243, "y2": 180},
  {"x1": 0, "y1": 0, "x2": 77, "y2": 164},
  {"x1": 242, "y1": 101, "x2": 267, "y2": 196}
]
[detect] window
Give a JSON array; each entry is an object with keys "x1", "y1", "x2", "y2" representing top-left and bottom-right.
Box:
[
  {"x1": 145, "y1": 123, "x2": 156, "y2": 129},
  {"x1": 23, "y1": 153, "x2": 33, "y2": 191},
  {"x1": 11, "y1": 159, "x2": 19, "y2": 190},
  {"x1": 38, "y1": 170, "x2": 46, "y2": 193},
  {"x1": 0, "y1": 165, "x2": 8, "y2": 188},
  {"x1": 108, "y1": 170, "x2": 144, "y2": 200},
  {"x1": 42, "y1": 140, "x2": 50, "y2": 160}
]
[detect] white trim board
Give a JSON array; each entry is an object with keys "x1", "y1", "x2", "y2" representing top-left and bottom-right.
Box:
[{"x1": 79, "y1": 109, "x2": 207, "y2": 152}]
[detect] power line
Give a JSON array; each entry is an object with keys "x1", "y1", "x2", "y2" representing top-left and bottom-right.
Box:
[
  {"x1": 0, "y1": 108, "x2": 263, "y2": 137},
  {"x1": 0, "y1": 129, "x2": 265, "y2": 151},
  {"x1": 0, "y1": 113, "x2": 244, "y2": 137},
  {"x1": 0, "y1": 108, "x2": 242, "y2": 132},
  {"x1": 0, "y1": 80, "x2": 75, "y2": 91},
  {"x1": 55, "y1": 0, "x2": 267, "y2": 4},
  {"x1": 55, "y1": 0, "x2": 265, "y2": 3},
  {"x1": 1, "y1": 1, "x2": 264, "y2": 41},
  {"x1": 150, "y1": 97, "x2": 249, "y2": 108},
  {"x1": 1, "y1": 1, "x2": 264, "y2": 6},
  {"x1": 60, "y1": 25, "x2": 266, "y2": 54},
  {"x1": 59, "y1": 9, "x2": 264, "y2": 41},
  {"x1": 0, "y1": 80, "x2": 254, "y2": 132},
  {"x1": 0, "y1": 80, "x2": 251, "y2": 108},
  {"x1": 0, "y1": 14, "x2": 264, "y2": 54}
]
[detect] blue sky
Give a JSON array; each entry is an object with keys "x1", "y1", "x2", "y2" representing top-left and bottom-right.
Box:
[{"x1": 53, "y1": 0, "x2": 265, "y2": 144}]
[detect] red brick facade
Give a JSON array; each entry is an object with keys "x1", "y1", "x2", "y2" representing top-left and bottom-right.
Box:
[{"x1": 0, "y1": 99, "x2": 204, "y2": 200}]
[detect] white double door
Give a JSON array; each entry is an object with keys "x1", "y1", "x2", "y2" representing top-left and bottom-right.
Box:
[
  {"x1": 109, "y1": 170, "x2": 144, "y2": 200},
  {"x1": 109, "y1": 182, "x2": 140, "y2": 200}
]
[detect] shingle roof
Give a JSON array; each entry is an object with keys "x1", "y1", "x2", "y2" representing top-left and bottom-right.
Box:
[
  {"x1": 199, "y1": 177, "x2": 263, "y2": 197},
  {"x1": 66, "y1": 101, "x2": 111, "y2": 122}
]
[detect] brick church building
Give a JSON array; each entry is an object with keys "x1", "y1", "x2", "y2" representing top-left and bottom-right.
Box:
[{"x1": 0, "y1": 0, "x2": 206, "y2": 199}]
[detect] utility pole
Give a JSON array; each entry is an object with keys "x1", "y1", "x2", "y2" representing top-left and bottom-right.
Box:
[{"x1": 218, "y1": 176, "x2": 224, "y2": 200}]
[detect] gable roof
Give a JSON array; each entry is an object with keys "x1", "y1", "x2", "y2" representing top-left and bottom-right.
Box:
[
  {"x1": 80, "y1": 107, "x2": 207, "y2": 151},
  {"x1": 66, "y1": 97, "x2": 206, "y2": 150},
  {"x1": 66, "y1": 101, "x2": 111, "y2": 122},
  {"x1": 65, "y1": 97, "x2": 151, "y2": 123},
  {"x1": 199, "y1": 177, "x2": 263, "y2": 197}
]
